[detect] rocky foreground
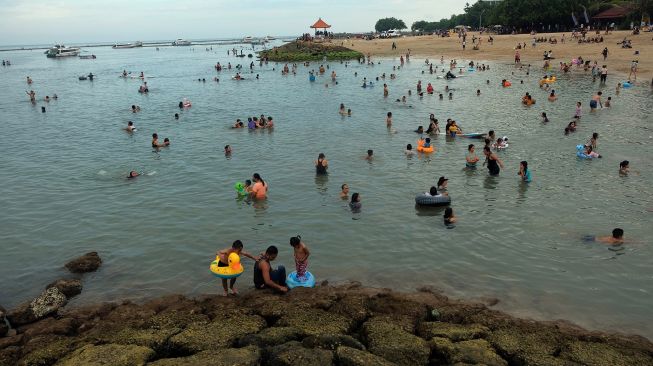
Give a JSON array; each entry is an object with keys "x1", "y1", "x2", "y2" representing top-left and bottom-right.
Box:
[{"x1": 1, "y1": 280, "x2": 653, "y2": 366}]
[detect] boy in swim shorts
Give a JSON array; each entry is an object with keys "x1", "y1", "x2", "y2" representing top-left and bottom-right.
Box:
[{"x1": 216, "y1": 240, "x2": 258, "y2": 296}]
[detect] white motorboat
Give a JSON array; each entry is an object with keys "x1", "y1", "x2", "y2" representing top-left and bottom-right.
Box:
[
  {"x1": 242, "y1": 36, "x2": 254, "y2": 43},
  {"x1": 264, "y1": 35, "x2": 276, "y2": 41},
  {"x1": 112, "y1": 41, "x2": 143, "y2": 49},
  {"x1": 172, "y1": 39, "x2": 191, "y2": 46},
  {"x1": 45, "y1": 44, "x2": 80, "y2": 58}
]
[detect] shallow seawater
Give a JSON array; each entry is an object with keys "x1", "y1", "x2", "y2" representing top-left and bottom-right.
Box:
[{"x1": 1, "y1": 43, "x2": 652, "y2": 338}]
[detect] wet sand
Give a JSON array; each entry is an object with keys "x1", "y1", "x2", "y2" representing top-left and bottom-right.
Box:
[{"x1": 348, "y1": 30, "x2": 652, "y2": 77}]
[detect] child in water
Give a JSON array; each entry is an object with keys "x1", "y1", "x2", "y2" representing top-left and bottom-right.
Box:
[
  {"x1": 290, "y1": 236, "x2": 310, "y2": 280},
  {"x1": 444, "y1": 207, "x2": 457, "y2": 226},
  {"x1": 216, "y1": 240, "x2": 258, "y2": 296},
  {"x1": 619, "y1": 161, "x2": 629, "y2": 176}
]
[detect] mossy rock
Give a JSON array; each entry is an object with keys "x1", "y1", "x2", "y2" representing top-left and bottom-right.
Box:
[
  {"x1": 418, "y1": 322, "x2": 489, "y2": 341},
  {"x1": 18, "y1": 337, "x2": 78, "y2": 366},
  {"x1": 559, "y1": 340, "x2": 653, "y2": 366},
  {"x1": 147, "y1": 346, "x2": 261, "y2": 366},
  {"x1": 301, "y1": 334, "x2": 365, "y2": 351},
  {"x1": 103, "y1": 327, "x2": 182, "y2": 353},
  {"x1": 488, "y1": 328, "x2": 563, "y2": 358},
  {"x1": 328, "y1": 294, "x2": 370, "y2": 323},
  {"x1": 168, "y1": 315, "x2": 266, "y2": 353},
  {"x1": 362, "y1": 320, "x2": 429, "y2": 366},
  {"x1": 267, "y1": 341, "x2": 333, "y2": 366},
  {"x1": 144, "y1": 310, "x2": 209, "y2": 330},
  {"x1": 433, "y1": 338, "x2": 508, "y2": 366},
  {"x1": 336, "y1": 346, "x2": 396, "y2": 366},
  {"x1": 55, "y1": 344, "x2": 154, "y2": 366},
  {"x1": 238, "y1": 327, "x2": 305, "y2": 348},
  {"x1": 0, "y1": 346, "x2": 21, "y2": 366},
  {"x1": 276, "y1": 307, "x2": 353, "y2": 336}
]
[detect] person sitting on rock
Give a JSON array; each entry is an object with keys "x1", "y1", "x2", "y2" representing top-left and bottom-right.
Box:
[{"x1": 254, "y1": 246, "x2": 288, "y2": 293}]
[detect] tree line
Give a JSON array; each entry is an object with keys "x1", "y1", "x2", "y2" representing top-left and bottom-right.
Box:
[{"x1": 410, "y1": 0, "x2": 652, "y2": 33}]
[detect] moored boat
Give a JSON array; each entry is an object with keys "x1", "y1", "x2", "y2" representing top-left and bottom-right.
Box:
[
  {"x1": 112, "y1": 41, "x2": 143, "y2": 49},
  {"x1": 172, "y1": 39, "x2": 191, "y2": 46},
  {"x1": 45, "y1": 44, "x2": 80, "y2": 58}
]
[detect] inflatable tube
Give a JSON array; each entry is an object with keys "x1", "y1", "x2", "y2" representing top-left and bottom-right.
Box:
[
  {"x1": 78, "y1": 76, "x2": 87, "y2": 80},
  {"x1": 467, "y1": 68, "x2": 475, "y2": 72},
  {"x1": 576, "y1": 144, "x2": 592, "y2": 159},
  {"x1": 234, "y1": 182, "x2": 247, "y2": 196},
  {"x1": 309, "y1": 75, "x2": 316, "y2": 82},
  {"x1": 415, "y1": 194, "x2": 451, "y2": 207},
  {"x1": 286, "y1": 271, "x2": 315, "y2": 289},
  {"x1": 209, "y1": 253, "x2": 244, "y2": 279},
  {"x1": 417, "y1": 146, "x2": 434, "y2": 153},
  {"x1": 502, "y1": 81, "x2": 511, "y2": 87},
  {"x1": 622, "y1": 82, "x2": 632, "y2": 88}
]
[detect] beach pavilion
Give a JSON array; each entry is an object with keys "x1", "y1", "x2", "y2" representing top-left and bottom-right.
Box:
[{"x1": 310, "y1": 18, "x2": 331, "y2": 38}]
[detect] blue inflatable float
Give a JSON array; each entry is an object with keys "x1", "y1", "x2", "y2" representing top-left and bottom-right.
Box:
[
  {"x1": 622, "y1": 82, "x2": 632, "y2": 88},
  {"x1": 576, "y1": 144, "x2": 591, "y2": 159},
  {"x1": 467, "y1": 67, "x2": 475, "y2": 72},
  {"x1": 309, "y1": 75, "x2": 316, "y2": 82},
  {"x1": 286, "y1": 271, "x2": 315, "y2": 289}
]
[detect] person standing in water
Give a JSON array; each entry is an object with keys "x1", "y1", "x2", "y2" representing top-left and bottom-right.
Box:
[
  {"x1": 216, "y1": 240, "x2": 259, "y2": 296},
  {"x1": 386, "y1": 112, "x2": 392, "y2": 127},
  {"x1": 315, "y1": 153, "x2": 328, "y2": 175},
  {"x1": 483, "y1": 146, "x2": 504, "y2": 176},
  {"x1": 251, "y1": 173, "x2": 268, "y2": 199},
  {"x1": 340, "y1": 184, "x2": 349, "y2": 199},
  {"x1": 518, "y1": 161, "x2": 532, "y2": 182},
  {"x1": 466, "y1": 144, "x2": 480, "y2": 168}
]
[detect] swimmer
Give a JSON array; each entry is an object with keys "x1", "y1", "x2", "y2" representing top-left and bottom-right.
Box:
[
  {"x1": 415, "y1": 126, "x2": 424, "y2": 134},
  {"x1": 586, "y1": 132, "x2": 599, "y2": 149},
  {"x1": 127, "y1": 171, "x2": 139, "y2": 179},
  {"x1": 548, "y1": 90, "x2": 558, "y2": 101},
  {"x1": 448, "y1": 93, "x2": 453, "y2": 100},
  {"x1": 163, "y1": 138, "x2": 170, "y2": 146},
  {"x1": 125, "y1": 121, "x2": 136, "y2": 132},
  {"x1": 476, "y1": 89, "x2": 481, "y2": 96},
  {"x1": 339, "y1": 103, "x2": 346, "y2": 115},
  {"x1": 44, "y1": 96, "x2": 50, "y2": 102},
  {"x1": 590, "y1": 91, "x2": 603, "y2": 110},
  {"x1": 584, "y1": 145, "x2": 601, "y2": 158},
  {"x1": 605, "y1": 97, "x2": 611, "y2": 108},
  {"x1": 174, "y1": 113, "x2": 179, "y2": 120},
  {"x1": 152, "y1": 133, "x2": 162, "y2": 148},
  {"x1": 266, "y1": 116, "x2": 274, "y2": 129},
  {"x1": 483, "y1": 146, "x2": 504, "y2": 175},
  {"x1": 574, "y1": 102, "x2": 582, "y2": 119},
  {"x1": 365, "y1": 150, "x2": 373, "y2": 160},
  {"x1": 131, "y1": 105, "x2": 140, "y2": 113},
  {"x1": 437, "y1": 176, "x2": 448, "y2": 192},
  {"x1": 251, "y1": 173, "x2": 268, "y2": 200},
  {"x1": 444, "y1": 207, "x2": 457, "y2": 225},
  {"x1": 349, "y1": 193, "x2": 362, "y2": 212},
  {"x1": 383, "y1": 83, "x2": 389, "y2": 97},
  {"x1": 518, "y1": 161, "x2": 532, "y2": 182},
  {"x1": 347, "y1": 109, "x2": 352, "y2": 116},
  {"x1": 425, "y1": 186, "x2": 442, "y2": 197},
  {"x1": 405, "y1": 144, "x2": 416, "y2": 156},
  {"x1": 466, "y1": 144, "x2": 480, "y2": 168},
  {"x1": 224, "y1": 145, "x2": 232, "y2": 156},
  {"x1": 315, "y1": 153, "x2": 328, "y2": 175},
  {"x1": 439, "y1": 94, "x2": 443, "y2": 100},
  {"x1": 594, "y1": 228, "x2": 625, "y2": 245},
  {"x1": 619, "y1": 160, "x2": 629, "y2": 176},
  {"x1": 340, "y1": 184, "x2": 349, "y2": 199},
  {"x1": 541, "y1": 112, "x2": 549, "y2": 123}
]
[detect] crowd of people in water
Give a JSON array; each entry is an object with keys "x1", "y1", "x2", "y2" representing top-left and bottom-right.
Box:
[{"x1": 15, "y1": 35, "x2": 643, "y2": 295}]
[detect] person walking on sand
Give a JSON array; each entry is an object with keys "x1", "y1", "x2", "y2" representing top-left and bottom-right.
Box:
[{"x1": 628, "y1": 60, "x2": 638, "y2": 81}]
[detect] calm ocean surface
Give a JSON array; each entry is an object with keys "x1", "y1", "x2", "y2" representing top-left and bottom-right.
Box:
[{"x1": 1, "y1": 42, "x2": 652, "y2": 338}]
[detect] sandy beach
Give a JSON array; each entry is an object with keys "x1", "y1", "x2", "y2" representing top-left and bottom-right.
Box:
[{"x1": 349, "y1": 30, "x2": 652, "y2": 77}]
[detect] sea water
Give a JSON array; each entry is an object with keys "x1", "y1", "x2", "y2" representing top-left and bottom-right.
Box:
[{"x1": 1, "y1": 42, "x2": 652, "y2": 338}]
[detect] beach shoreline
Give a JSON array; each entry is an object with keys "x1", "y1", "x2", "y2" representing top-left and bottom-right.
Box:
[
  {"x1": 347, "y1": 30, "x2": 651, "y2": 77},
  {"x1": 2, "y1": 282, "x2": 652, "y2": 365}
]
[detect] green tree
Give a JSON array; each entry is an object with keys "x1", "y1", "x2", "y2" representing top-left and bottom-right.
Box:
[{"x1": 375, "y1": 17, "x2": 407, "y2": 32}]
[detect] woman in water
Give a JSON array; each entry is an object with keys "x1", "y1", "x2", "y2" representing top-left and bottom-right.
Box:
[
  {"x1": 437, "y1": 176, "x2": 448, "y2": 193},
  {"x1": 349, "y1": 193, "x2": 362, "y2": 211},
  {"x1": 251, "y1": 173, "x2": 268, "y2": 199},
  {"x1": 619, "y1": 161, "x2": 629, "y2": 176},
  {"x1": 541, "y1": 112, "x2": 549, "y2": 123},
  {"x1": 340, "y1": 184, "x2": 349, "y2": 199},
  {"x1": 466, "y1": 144, "x2": 480, "y2": 168},
  {"x1": 315, "y1": 153, "x2": 328, "y2": 175},
  {"x1": 586, "y1": 133, "x2": 598, "y2": 150},
  {"x1": 518, "y1": 161, "x2": 532, "y2": 182},
  {"x1": 386, "y1": 112, "x2": 392, "y2": 127},
  {"x1": 415, "y1": 126, "x2": 424, "y2": 134},
  {"x1": 548, "y1": 90, "x2": 558, "y2": 101},
  {"x1": 339, "y1": 103, "x2": 346, "y2": 115},
  {"x1": 444, "y1": 207, "x2": 457, "y2": 225},
  {"x1": 483, "y1": 146, "x2": 504, "y2": 175},
  {"x1": 426, "y1": 118, "x2": 440, "y2": 135}
]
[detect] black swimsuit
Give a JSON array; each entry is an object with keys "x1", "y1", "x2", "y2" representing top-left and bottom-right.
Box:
[
  {"x1": 316, "y1": 159, "x2": 327, "y2": 175},
  {"x1": 488, "y1": 157, "x2": 500, "y2": 175}
]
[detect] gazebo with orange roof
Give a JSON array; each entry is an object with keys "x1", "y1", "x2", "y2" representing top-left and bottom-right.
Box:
[{"x1": 310, "y1": 18, "x2": 331, "y2": 36}]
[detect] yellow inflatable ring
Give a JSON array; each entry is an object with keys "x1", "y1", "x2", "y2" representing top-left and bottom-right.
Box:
[{"x1": 209, "y1": 252, "x2": 244, "y2": 279}]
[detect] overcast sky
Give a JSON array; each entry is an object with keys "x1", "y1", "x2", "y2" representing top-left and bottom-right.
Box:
[{"x1": 0, "y1": 0, "x2": 468, "y2": 45}]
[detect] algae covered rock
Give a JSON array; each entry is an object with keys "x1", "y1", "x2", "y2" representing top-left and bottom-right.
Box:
[
  {"x1": 168, "y1": 315, "x2": 266, "y2": 353},
  {"x1": 148, "y1": 346, "x2": 261, "y2": 366},
  {"x1": 328, "y1": 294, "x2": 370, "y2": 323},
  {"x1": 268, "y1": 341, "x2": 334, "y2": 366},
  {"x1": 7, "y1": 287, "x2": 67, "y2": 326},
  {"x1": 17, "y1": 336, "x2": 77, "y2": 366},
  {"x1": 418, "y1": 321, "x2": 489, "y2": 341},
  {"x1": 336, "y1": 346, "x2": 396, "y2": 366},
  {"x1": 276, "y1": 307, "x2": 353, "y2": 336},
  {"x1": 362, "y1": 319, "x2": 429, "y2": 366},
  {"x1": 46, "y1": 279, "x2": 83, "y2": 299},
  {"x1": 238, "y1": 327, "x2": 305, "y2": 347},
  {"x1": 55, "y1": 343, "x2": 154, "y2": 366},
  {"x1": 487, "y1": 328, "x2": 564, "y2": 359},
  {"x1": 20, "y1": 317, "x2": 77, "y2": 338},
  {"x1": 301, "y1": 333, "x2": 365, "y2": 351},
  {"x1": 559, "y1": 340, "x2": 653, "y2": 366},
  {"x1": 430, "y1": 337, "x2": 508, "y2": 366},
  {"x1": 103, "y1": 327, "x2": 181, "y2": 353},
  {"x1": 64, "y1": 252, "x2": 102, "y2": 273}
]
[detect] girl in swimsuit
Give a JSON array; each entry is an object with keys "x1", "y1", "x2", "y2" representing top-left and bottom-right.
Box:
[
  {"x1": 466, "y1": 144, "x2": 480, "y2": 168},
  {"x1": 483, "y1": 146, "x2": 504, "y2": 175},
  {"x1": 315, "y1": 153, "x2": 328, "y2": 175}
]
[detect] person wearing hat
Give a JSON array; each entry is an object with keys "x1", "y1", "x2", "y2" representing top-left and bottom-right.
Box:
[{"x1": 437, "y1": 177, "x2": 448, "y2": 194}]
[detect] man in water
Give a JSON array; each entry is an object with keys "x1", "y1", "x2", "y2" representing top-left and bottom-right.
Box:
[
  {"x1": 127, "y1": 171, "x2": 139, "y2": 179},
  {"x1": 595, "y1": 228, "x2": 625, "y2": 245},
  {"x1": 254, "y1": 246, "x2": 288, "y2": 293}
]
